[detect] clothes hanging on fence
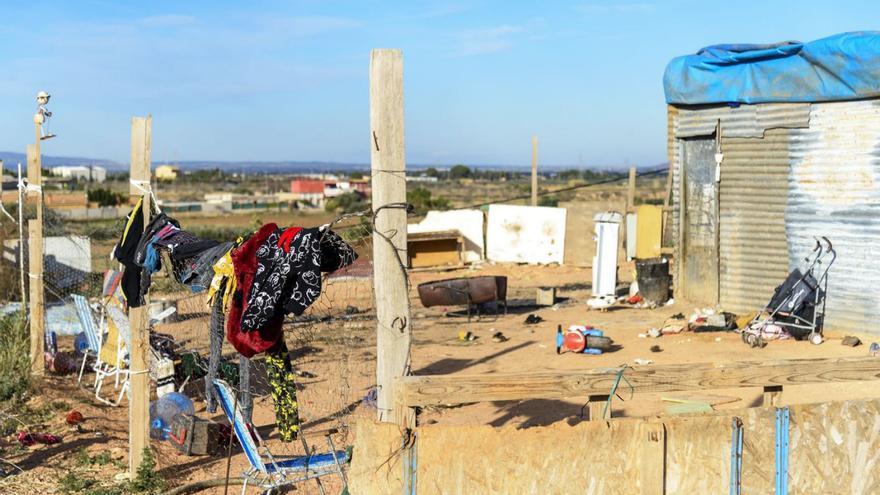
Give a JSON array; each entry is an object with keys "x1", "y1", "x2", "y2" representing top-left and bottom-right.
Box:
[
  {"x1": 226, "y1": 223, "x2": 286, "y2": 358},
  {"x1": 179, "y1": 241, "x2": 233, "y2": 292},
  {"x1": 241, "y1": 226, "x2": 358, "y2": 332},
  {"x1": 112, "y1": 197, "x2": 147, "y2": 307},
  {"x1": 264, "y1": 341, "x2": 301, "y2": 442},
  {"x1": 207, "y1": 248, "x2": 237, "y2": 311}
]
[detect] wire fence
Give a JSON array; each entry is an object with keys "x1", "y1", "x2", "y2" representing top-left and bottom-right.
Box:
[{"x1": 0, "y1": 185, "x2": 383, "y2": 492}]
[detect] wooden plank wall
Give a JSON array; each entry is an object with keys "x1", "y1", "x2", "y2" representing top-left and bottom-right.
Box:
[{"x1": 350, "y1": 398, "x2": 880, "y2": 494}]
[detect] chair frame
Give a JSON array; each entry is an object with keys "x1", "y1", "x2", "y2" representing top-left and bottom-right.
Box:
[{"x1": 211, "y1": 379, "x2": 349, "y2": 495}]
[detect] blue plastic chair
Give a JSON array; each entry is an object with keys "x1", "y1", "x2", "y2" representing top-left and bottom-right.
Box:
[{"x1": 212, "y1": 379, "x2": 350, "y2": 494}]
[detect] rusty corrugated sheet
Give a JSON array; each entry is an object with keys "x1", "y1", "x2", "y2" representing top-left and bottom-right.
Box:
[
  {"x1": 677, "y1": 104, "x2": 810, "y2": 138},
  {"x1": 719, "y1": 129, "x2": 791, "y2": 313},
  {"x1": 669, "y1": 106, "x2": 681, "y2": 295},
  {"x1": 786, "y1": 99, "x2": 880, "y2": 333}
]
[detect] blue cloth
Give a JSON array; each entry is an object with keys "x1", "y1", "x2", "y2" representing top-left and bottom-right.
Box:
[{"x1": 664, "y1": 32, "x2": 880, "y2": 105}]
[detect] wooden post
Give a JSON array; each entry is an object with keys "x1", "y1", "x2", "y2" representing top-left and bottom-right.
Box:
[
  {"x1": 128, "y1": 116, "x2": 152, "y2": 475},
  {"x1": 626, "y1": 166, "x2": 637, "y2": 212},
  {"x1": 531, "y1": 135, "x2": 538, "y2": 206},
  {"x1": 370, "y1": 49, "x2": 412, "y2": 426},
  {"x1": 763, "y1": 385, "x2": 783, "y2": 408},
  {"x1": 639, "y1": 423, "x2": 666, "y2": 495},
  {"x1": 26, "y1": 142, "x2": 44, "y2": 376},
  {"x1": 587, "y1": 394, "x2": 610, "y2": 421}
]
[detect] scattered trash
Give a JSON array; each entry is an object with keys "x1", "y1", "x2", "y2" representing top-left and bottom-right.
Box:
[
  {"x1": 524, "y1": 314, "x2": 543, "y2": 325},
  {"x1": 587, "y1": 295, "x2": 616, "y2": 311},
  {"x1": 17, "y1": 432, "x2": 61, "y2": 446},
  {"x1": 114, "y1": 472, "x2": 130, "y2": 482},
  {"x1": 626, "y1": 294, "x2": 643, "y2": 305},
  {"x1": 491, "y1": 332, "x2": 508, "y2": 343},
  {"x1": 660, "y1": 314, "x2": 687, "y2": 335},
  {"x1": 870, "y1": 343, "x2": 880, "y2": 356},
  {"x1": 715, "y1": 337, "x2": 722, "y2": 342},
  {"x1": 149, "y1": 392, "x2": 195, "y2": 441},
  {"x1": 362, "y1": 388, "x2": 378, "y2": 410},
  {"x1": 555, "y1": 325, "x2": 612, "y2": 355},
  {"x1": 665, "y1": 298, "x2": 675, "y2": 306},
  {"x1": 66, "y1": 410, "x2": 84, "y2": 425},
  {"x1": 649, "y1": 345, "x2": 662, "y2": 353},
  {"x1": 46, "y1": 351, "x2": 77, "y2": 375},
  {"x1": 741, "y1": 320, "x2": 790, "y2": 347},
  {"x1": 637, "y1": 333, "x2": 647, "y2": 338},
  {"x1": 842, "y1": 336, "x2": 862, "y2": 347},
  {"x1": 458, "y1": 330, "x2": 477, "y2": 341},
  {"x1": 633, "y1": 358, "x2": 653, "y2": 366},
  {"x1": 295, "y1": 370, "x2": 317, "y2": 378},
  {"x1": 647, "y1": 327, "x2": 661, "y2": 338}
]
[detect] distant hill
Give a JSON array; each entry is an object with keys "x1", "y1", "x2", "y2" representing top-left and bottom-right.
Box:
[
  {"x1": 0, "y1": 151, "x2": 122, "y2": 170},
  {"x1": 0, "y1": 150, "x2": 665, "y2": 175}
]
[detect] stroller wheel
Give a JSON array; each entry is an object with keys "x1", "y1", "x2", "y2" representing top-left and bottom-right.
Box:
[
  {"x1": 809, "y1": 333, "x2": 823, "y2": 345},
  {"x1": 741, "y1": 332, "x2": 749, "y2": 344}
]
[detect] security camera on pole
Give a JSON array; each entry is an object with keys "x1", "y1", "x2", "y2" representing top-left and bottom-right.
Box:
[{"x1": 34, "y1": 91, "x2": 56, "y2": 141}]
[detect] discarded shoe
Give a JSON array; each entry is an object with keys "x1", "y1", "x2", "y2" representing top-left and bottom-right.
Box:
[
  {"x1": 524, "y1": 314, "x2": 543, "y2": 325},
  {"x1": 492, "y1": 332, "x2": 509, "y2": 343}
]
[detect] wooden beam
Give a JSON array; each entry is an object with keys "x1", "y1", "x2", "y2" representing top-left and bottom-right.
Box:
[
  {"x1": 129, "y1": 116, "x2": 152, "y2": 475},
  {"x1": 369, "y1": 49, "x2": 413, "y2": 426},
  {"x1": 640, "y1": 422, "x2": 666, "y2": 495},
  {"x1": 26, "y1": 143, "x2": 44, "y2": 376},
  {"x1": 531, "y1": 135, "x2": 538, "y2": 206},
  {"x1": 397, "y1": 356, "x2": 880, "y2": 408}
]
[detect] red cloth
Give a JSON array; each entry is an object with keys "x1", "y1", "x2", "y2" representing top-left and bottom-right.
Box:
[
  {"x1": 226, "y1": 223, "x2": 285, "y2": 358},
  {"x1": 277, "y1": 227, "x2": 303, "y2": 253}
]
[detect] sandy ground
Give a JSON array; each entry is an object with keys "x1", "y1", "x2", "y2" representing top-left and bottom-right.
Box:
[{"x1": 2, "y1": 262, "x2": 879, "y2": 494}]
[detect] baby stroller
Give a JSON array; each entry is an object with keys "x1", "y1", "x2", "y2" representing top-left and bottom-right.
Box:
[{"x1": 742, "y1": 237, "x2": 836, "y2": 347}]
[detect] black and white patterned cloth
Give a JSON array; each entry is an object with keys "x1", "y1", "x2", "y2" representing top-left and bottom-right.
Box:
[{"x1": 240, "y1": 226, "x2": 357, "y2": 332}]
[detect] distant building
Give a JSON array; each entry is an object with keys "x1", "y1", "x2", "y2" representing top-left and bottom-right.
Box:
[
  {"x1": 289, "y1": 177, "x2": 370, "y2": 206},
  {"x1": 51, "y1": 165, "x2": 106, "y2": 183},
  {"x1": 155, "y1": 165, "x2": 180, "y2": 181},
  {"x1": 406, "y1": 175, "x2": 439, "y2": 183}
]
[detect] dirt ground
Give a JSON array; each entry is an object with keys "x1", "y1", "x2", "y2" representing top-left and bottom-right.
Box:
[{"x1": 2, "y1": 261, "x2": 879, "y2": 494}]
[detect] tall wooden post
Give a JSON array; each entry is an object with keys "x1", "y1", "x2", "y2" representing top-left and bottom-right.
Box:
[
  {"x1": 626, "y1": 166, "x2": 637, "y2": 212},
  {"x1": 128, "y1": 116, "x2": 152, "y2": 474},
  {"x1": 370, "y1": 49, "x2": 412, "y2": 425},
  {"x1": 531, "y1": 135, "x2": 538, "y2": 206},
  {"x1": 26, "y1": 141, "x2": 44, "y2": 376}
]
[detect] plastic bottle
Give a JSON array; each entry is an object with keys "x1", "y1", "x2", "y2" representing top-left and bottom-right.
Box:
[
  {"x1": 149, "y1": 392, "x2": 195, "y2": 440},
  {"x1": 74, "y1": 332, "x2": 89, "y2": 354}
]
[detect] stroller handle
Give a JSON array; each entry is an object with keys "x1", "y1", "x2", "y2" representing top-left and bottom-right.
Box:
[{"x1": 821, "y1": 236, "x2": 833, "y2": 252}]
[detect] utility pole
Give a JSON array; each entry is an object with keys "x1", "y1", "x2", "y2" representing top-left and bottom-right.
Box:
[{"x1": 531, "y1": 135, "x2": 538, "y2": 206}]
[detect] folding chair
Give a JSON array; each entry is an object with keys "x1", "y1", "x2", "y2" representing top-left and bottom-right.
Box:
[
  {"x1": 97, "y1": 305, "x2": 133, "y2": 406},
  {"x1": 212, "y1": 379, "x2": 350, "y2": 495},
  {"x1": 72, "y1": 294, "x2": 103, "y2": 385}
]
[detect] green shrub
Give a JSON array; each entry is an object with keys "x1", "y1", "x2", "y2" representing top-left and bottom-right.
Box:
[
  {"x1": 0, "y1": 312, "x2": 31, "y2": 402},
  {"x1": 128, "y1": 448, "x2": 166, "y2": 494}
]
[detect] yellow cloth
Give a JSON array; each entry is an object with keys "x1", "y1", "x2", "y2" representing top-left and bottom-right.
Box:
[
  {"x1": 207, "y1": 248, "x2": 236, "y2": 310},
  {"x1": 98, "y1": 316, "x2": 124, "y2": 368}
]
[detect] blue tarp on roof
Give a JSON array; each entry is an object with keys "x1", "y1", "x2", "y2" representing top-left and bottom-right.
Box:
[{"x1": 664, "y1": 32, "x2": 880, "y2": 105}]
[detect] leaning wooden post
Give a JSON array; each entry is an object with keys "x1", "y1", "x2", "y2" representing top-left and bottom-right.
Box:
[
  {"x1": 128, "y1": 116, "x2": 152, "y2": 475},
  {"x1": 369, "y1": 49, "x2": 413, "y2": 426},
  {"x1": 26, "y1": 143, "x2": 44, "y2": 376},
  {"x1": 531, "y1": 135, "x2": 539, "y2": 206}
]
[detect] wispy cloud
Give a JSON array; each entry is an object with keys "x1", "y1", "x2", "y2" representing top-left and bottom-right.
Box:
[
  {"x1": 263, "y1": 16, "x2": 363, "y2": 37},
  {"x1": 575, "y1": 2, "x2": 655, "y2": 15},
  {"x1": 137, "y1": 14, "x2": 198, "y2": 28},
  {"x1": 453, "y1": 25, "x2": 523, "y2": 56}
]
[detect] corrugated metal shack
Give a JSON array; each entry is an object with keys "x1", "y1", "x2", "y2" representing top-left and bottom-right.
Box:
[{"x1": 664, "y1": 32, "x2": 880, "y2": 333}]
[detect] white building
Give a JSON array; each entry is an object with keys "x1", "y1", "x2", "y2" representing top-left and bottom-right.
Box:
[{"x1": 51, "y1": 165, "x2": 107, "y2": 183}]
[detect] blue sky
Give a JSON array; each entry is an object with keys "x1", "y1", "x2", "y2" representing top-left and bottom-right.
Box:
[{"x1": 0, "y1": 1, "x2": 875, "y2": 168}]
